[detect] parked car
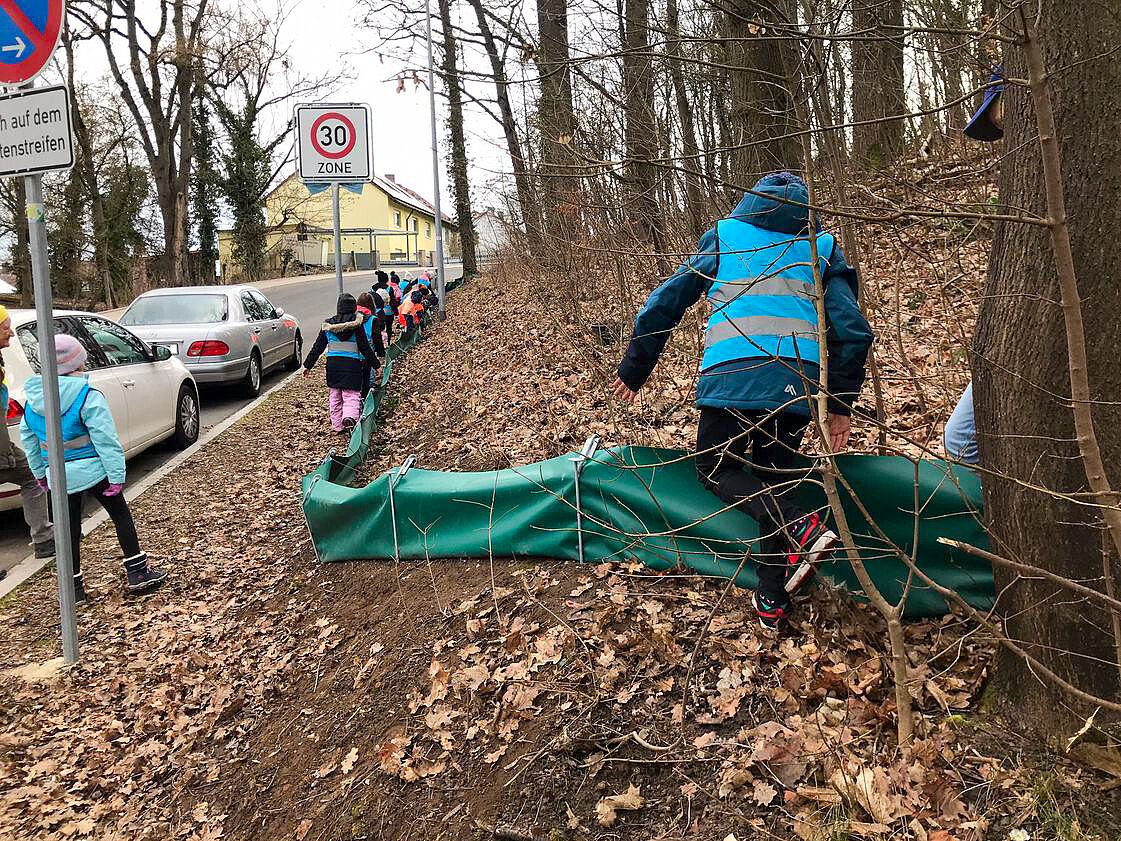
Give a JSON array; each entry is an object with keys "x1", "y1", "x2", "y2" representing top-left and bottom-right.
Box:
[
  {"x1": 120, "y1": 286, "x2": 302, "y2": 397},
  {"x1": 0, "y1": 310, "x2": 200, "y2": 512}
]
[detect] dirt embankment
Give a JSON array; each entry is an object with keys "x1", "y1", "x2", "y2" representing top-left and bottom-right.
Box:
[{"x1": 2, "y1": 237, "x2": 1117, "y2": 840}]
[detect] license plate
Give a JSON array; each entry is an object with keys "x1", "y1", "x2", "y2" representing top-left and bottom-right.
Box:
[{"x1": 156, "y1": 343, "x2": 179, "y2": 355}]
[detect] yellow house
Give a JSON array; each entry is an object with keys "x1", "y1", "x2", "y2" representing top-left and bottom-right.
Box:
[{"x1": 218, "y1": 173, "x2": 461, "y2": 278}]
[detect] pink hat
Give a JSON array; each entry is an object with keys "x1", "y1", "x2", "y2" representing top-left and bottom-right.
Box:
[{"x1": 54, "y1": 334, "x2": 88, "y2": 375}]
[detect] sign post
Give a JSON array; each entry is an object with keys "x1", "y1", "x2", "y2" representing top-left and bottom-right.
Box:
[
  {"x1": 0, "y1": 0, "x2": 77, "y2": 663},
  {"x1": 294, "y1": 103, "x2": 371, "y2": 297}
]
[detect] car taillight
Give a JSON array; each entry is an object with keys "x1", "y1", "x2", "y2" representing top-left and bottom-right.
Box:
[
  {"x1": 187, "y1": 341, "x2": 230, "y2": 357},
  {"x1": 6, "y1": 399, "x2": 22, "y2": 423}
]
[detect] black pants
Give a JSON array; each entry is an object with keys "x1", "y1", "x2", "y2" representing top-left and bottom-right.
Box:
[
  {"x1": 361, "y1": 365, "x2": 373, "y2": 400},
  {"x1": 695, "y1": 408, "x2": 810, "y2": 602},
  {"x1": 67, "y1": 479, "x2": 141, "y2": 577},
  {"x1": 383, "y1": 313, "x2": 394, "y2": 344}
]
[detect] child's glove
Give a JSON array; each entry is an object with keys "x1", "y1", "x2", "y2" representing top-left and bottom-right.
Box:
[
  {"x1": 102, "y1": 483, "x2": 124, "y2": 498},
  {"x1": 36, "y1": 477, "x2": 48, "y2": 492}
]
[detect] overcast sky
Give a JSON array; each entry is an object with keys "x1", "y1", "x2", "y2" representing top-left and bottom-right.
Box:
[{"x1": 282, "y1": 0, "x2": 511, "y2": 211}]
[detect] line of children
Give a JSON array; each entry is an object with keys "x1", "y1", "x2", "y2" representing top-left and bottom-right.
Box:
[
  {"x1": 302, "y1": 293, "x2": 384, "y2": 433},
  {"x1": 20, "y1": 335, "x2": 166, "y2": 604}
]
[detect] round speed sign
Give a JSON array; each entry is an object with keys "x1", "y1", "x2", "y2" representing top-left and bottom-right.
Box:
[{"x1": 310, "y1": 112, "x2": 357, "y2": 160}]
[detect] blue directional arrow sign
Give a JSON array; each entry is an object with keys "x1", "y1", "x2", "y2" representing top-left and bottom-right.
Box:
[{"x1": 0, "y1": 0, "x2": 64, "y2": 86}]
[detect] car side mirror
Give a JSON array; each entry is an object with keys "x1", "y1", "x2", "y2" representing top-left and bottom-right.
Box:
[
  {"x1": 154, "y1": 345, "x2": 172, "y2": 361},
  {"x1": 274, "y1": 306, "x2": 284, "y2": 317}
]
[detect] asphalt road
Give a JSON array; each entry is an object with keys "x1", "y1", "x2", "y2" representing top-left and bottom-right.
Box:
[{"x1": 0, "y1": 264, "x2": 463, "y2": 575}]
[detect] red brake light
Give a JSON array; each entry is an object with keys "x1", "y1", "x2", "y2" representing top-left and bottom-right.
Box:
[
  {"x1": 6, "y1": 399, "x2": 22, "y2": 423},
  {"x1": 187, "y1": 341, "x2": 230, "y2": 357}
]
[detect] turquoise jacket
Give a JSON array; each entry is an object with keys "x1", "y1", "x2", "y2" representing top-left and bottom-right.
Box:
[
  {"x1": 617, "y1": 182, "x2": 873, "y2": 417},
  {"x1": 20, "y1": 374, "x2": 126, "y2": 493}
]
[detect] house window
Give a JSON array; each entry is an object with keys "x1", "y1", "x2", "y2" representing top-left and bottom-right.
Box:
[
  {"x1": 393, "y1": 211, "x2": 401, "y2": 228},
  {"x1": 425, "y1": 223, "x2": 431, "y2": 238},
  {"x1": 411, "y1": 219, "x2": 418, "y2": 232}
]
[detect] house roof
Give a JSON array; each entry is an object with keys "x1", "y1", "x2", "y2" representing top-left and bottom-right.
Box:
[{"x1": 266, "y1": 173, "x2": 457, "y2": 229}]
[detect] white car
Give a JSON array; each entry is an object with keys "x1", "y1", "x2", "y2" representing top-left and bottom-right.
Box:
[{"x1": 0, "y1": 310, "x2": 200, "y2": 512}]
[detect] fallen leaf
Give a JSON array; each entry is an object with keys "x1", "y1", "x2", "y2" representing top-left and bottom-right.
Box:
[
  {"x1": 753, "y1": 779, "x2": 778, "y2": 806},
  {"x1": 594, "y1": 783, "x2": 643, "y2": 826},
  {"x1": 295, "y1": 820, "x2": 312, "y2": 840},
  {"x1": 341, "y1": 747, "x2": 358, "y2": 774}
]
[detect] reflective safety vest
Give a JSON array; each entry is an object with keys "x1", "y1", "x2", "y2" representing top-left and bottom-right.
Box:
[
  {"x1": 24, "y1": 384, "x2": 98, "y2": 463},
  {"x1": 398, "y1": 296, "x2": 423, "y2": 327},
  {"x1": 701, "y1": 219, "x2": 834, "y2": 373},
  {"x1": 326, "y1": 325, "x2": 363, "y2": 360}
]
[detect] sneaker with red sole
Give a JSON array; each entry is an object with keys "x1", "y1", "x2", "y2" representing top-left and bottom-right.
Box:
[
  {"x1": 753, "y1": 591, "x2": 792, "y2": 630},
  {"x1": 783, "y1": 512, "x2": 838, "y2": 595}
]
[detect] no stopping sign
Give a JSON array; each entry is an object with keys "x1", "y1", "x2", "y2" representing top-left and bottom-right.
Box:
[{"x1": 296, "y1": 104, "x2": 371, "y2": 181}]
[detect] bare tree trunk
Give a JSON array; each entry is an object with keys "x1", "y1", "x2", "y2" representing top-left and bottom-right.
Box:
[
  {"x1": 665, "y1": 0, "x2": 706, "y2": 236},
  {"x1": 13, "y1": 178, "x2": 30, "y2": 307},
  {"x1": 974, "y1": 2, "x2": 1121, "y2": 730},
  {"x1": 437, "y1": 0, "x2": 478, "y2": 277},
  {"x1": 622, "y1": 0, "x2": 667, "y2": 273},
  {"x1": 536, "y1": 0, "x2": 578, "y2": 259},
  {"x1": 851, "y1": 0, "x2": 905, "y2": 167},
  {"x1": 725, "y1": 0, "x2": 799, "y2": 184},
  {"x1": 465, "y1": 0, "x2": 541, "y2": 254}
]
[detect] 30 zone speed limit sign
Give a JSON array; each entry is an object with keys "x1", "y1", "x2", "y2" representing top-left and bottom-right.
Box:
[{"x1": 295, "y1": 104, "x2": 371, "y2": 181}]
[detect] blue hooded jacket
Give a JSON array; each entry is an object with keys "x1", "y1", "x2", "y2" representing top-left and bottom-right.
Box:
[
  {"x1": 20, "y1": 374, "x2": 126, "y2": 493},
  {"x1": 617, "y1": 177, "x2": 873, "y2": 417}
]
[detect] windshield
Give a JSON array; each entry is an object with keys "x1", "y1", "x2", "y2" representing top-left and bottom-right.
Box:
[{"x1": 121, "y1": 294, "x2": 228, "y2": 326}]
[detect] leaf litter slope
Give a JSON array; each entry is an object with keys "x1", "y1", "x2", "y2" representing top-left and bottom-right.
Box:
[{"x1": 0, "y1": 199, "x2": 1116, "y2": 838}]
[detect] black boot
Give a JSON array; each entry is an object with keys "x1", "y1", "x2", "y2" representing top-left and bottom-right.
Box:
[
  {"x1": 123, "y1": 553, "x2": 167, "y2": 594},
  {"x1": 73, "y1": 572, "x2": 88, "y2": 606}
]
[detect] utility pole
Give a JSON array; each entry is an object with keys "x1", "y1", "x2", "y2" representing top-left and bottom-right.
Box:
[{"x1": 424, "y1": 0, "x2": 448, "y2": 320}]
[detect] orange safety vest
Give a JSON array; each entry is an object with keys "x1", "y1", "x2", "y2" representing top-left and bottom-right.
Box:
[{"x1": 398, "y1": 295, "x2": 424, "y2": 327}]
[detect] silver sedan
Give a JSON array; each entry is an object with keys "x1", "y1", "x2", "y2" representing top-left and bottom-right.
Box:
[{"x1": 120, "y1": 286, "x2": 302, "y2": 396}]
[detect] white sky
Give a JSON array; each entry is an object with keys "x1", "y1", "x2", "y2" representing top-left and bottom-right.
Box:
[{"x1": 282, "y1": 0, "x2": 510, "y2": 212}]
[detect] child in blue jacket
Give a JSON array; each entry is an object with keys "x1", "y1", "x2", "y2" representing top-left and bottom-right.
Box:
[
  {"x1": 21, "y1": 335, "x2": 166, "y2": 604},
  {"x1": 614, "y1": 172, "x2": 873, "y2": 630}
]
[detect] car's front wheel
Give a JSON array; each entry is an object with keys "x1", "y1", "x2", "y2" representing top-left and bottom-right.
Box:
[
  {"x1": 172, "y1": 384, "x2": 200, "y2": 450},
  {"x1": 286, "y1": 331, "x2": 303, "y2": 371},
  {"x1": 243, "y1": 351, "x2": 262, "y2": 398}
]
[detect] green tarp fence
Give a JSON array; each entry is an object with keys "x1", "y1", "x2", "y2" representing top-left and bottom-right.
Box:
[{"x1": 301, "y1": 280, "x2": 995, "y2": 618}]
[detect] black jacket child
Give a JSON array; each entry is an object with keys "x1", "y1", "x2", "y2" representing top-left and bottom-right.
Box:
[{"x1": 303, "y1": 293, "x2": 384, "y2": 392}]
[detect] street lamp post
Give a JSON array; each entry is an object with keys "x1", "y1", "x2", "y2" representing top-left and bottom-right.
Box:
[{"x1": 424, "y1": 0, "x2": 448, "y2": 320}]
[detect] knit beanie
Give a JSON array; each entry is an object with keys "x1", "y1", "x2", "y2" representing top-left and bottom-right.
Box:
[
  {"x1": 336, "y1": 293, "x2": 357, "y2": 318},
  {"x1": 55, "y1": 334, "x2": 87, "y2": 375}
]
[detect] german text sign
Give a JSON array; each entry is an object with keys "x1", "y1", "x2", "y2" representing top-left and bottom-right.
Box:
[
  {"x1": 0, "y1": 84, "x2": 73, "y2": 177},
  {"x1": 0, "y1": 0, "x2": 66, "y2": 85},
  {"x1": 295, "y1": 104, "x2": 371, "y2": 182}
]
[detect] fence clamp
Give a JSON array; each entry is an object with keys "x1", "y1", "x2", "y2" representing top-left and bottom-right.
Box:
[
  {"x1": 571, "y1": 435, "x2": 601, "y2": 564},
  {"x1": 388, "y1": 454, "x2": 418, "y2": 562}
]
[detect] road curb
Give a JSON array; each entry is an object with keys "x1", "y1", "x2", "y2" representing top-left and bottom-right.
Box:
[{"x1": 0, "y1": 370, "x2": 299, "y2": 600}]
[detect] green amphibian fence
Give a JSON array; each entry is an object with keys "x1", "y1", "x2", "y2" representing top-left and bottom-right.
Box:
[{"x1": 301, "y1": 280, "x2": 993, "y2": 617}]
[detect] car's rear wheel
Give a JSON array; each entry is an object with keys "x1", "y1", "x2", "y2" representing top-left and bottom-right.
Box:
[
  {"x1": 286, "y1": 331, "x2": 303, "y2": 371},
  {"x1": 243, "y1": 351, "x2": 262, "y2": 397},
  {"x1": 172, "y1": 385, "x2": 200, "y2": 450}
]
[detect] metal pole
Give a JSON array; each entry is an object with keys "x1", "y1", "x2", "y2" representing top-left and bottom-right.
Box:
[
  {"x1": 424, "y1": 0, "x2": 448, "y2": 320},
  {"x1": 25, "y1": 173, "x2": 79, "y2": 663},
  {"x1": 332, "y1": 183, "x2": 343, "y2": 296}
]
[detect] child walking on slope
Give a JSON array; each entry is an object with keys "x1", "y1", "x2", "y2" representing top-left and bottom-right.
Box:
[
  {"x1": 303, "y1": 293, "x2": 384, "y2": 433},
  {"x1": 20, "y1": 335, "x2": 167, "y2": 604}
]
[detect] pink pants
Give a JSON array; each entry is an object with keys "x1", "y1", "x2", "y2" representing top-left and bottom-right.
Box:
[{"x1": 328, "y1": 388, "x2": 361, "y2": 432}]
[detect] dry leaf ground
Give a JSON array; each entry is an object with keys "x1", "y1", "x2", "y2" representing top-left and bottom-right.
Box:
[{"x1": 3, "y1": 159, "x2": 1120, "y2": 840}]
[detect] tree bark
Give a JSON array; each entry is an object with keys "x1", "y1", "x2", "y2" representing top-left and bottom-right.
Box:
[
  {"x1": 13, "y1": 178, "x2": 31, "y2": 307},
  {"x1": 536, "y1": 0, "x2": 579, "y2": 258},
  {"x1": 665, "y1": 0, "x2": 706, "y2": 236},
  {"x1": 851, "y1": 0, "x2": 905, "y2": 167},
  {"x1": 622, "y1": 0, "x2": 666, "y2": 271},
  {"x1": 973, "y1": 2, "x2": 1121, "y2": 729},
  {"x1": 466, "y1": 0, "x2": 541, "y2": 254},
  {"x1": 437, "y1": 0, "x2": 478, "y2": 277},
  {"x1": 725, "y1": 0, "x2": 799, "y2": 184}
]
